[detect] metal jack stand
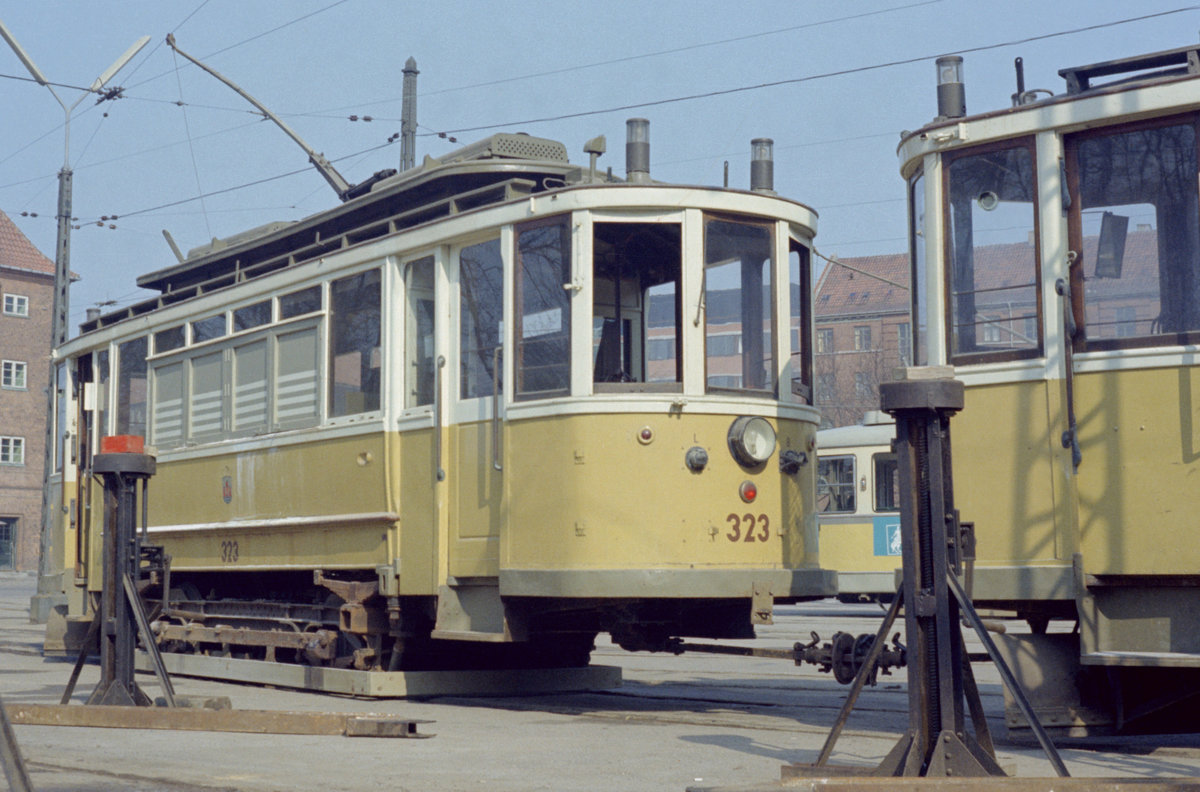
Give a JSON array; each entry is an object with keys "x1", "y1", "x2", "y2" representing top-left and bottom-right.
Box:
[
  {"x1": 787, "y1": 373, "x2": 1068, "y2": 781},
  {"x1": 63, "y1": 439, "x2": 175, "y2": 708}
]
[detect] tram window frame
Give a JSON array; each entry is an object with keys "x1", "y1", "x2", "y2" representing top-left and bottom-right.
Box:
[
  {"x1": 515, "y1": 215, "x2": 572, "y2": 400},
  {"x1": 144, "y1": 286, "x2": 330, "y2": 448},
  {"x1": 116, "y1": 336, "x2": 148, "y2": 439},
  {"x1": 788, "y1": 237, "x2": 813, "y2": 404},
  {"x1": 1064, "y1": 113, "x2": 1200, "y2": 352},
  {"x1": 908, "y1": 168, "x2": 927, "y2": 366},
  {"x1": 459, "y1": 237, "x2": 504, "y2": 400},
  {"x1": 872, "y1": 452, "x2": 900, "y2": 513},
  {"x1": 704, "y1": 214, "x2": 776, "y2": 396},
  {"x1": 817, "y1": 453, "x2": 856, "y2": 514},
  {"x1": 403, "y1": 255, "x2": 437, "y2": 410},
  {"x1": 592, "y1": 220, "x2": 683, "y2": 393},
  {"x1": 329, "y1": 267, "x2": 383, "y2": 418},
  {"x1": 941, "y1": 138, "x2": 1043, "y2": 366}
]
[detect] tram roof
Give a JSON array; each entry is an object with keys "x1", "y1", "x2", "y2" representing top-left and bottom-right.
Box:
[
  {"x1": 79, "y1": 129, "x2": 815, "y2": 336},
  {"x1": 898, "y1": 42, "x2": 1200, "y2": 164}
]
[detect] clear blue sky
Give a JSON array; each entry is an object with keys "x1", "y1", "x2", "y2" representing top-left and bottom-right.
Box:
[{"x1": 1, "y1": 1, "x2": 1196, "y2": 333}]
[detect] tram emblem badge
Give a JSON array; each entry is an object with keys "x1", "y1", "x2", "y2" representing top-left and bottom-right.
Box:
[
  {"x1": 222, "y1": 476, "x2": 233, "y2": 504},
  {"x1": 873, "y1": 517, "x2": 902, "y2": 557}
]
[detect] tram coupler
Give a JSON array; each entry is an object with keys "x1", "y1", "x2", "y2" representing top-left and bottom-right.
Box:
[{"x1": 793, "y1": 630, "x2": 906, "y2": 686}]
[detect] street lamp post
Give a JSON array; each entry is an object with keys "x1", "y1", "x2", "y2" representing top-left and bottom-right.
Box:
[{"x1": 0, "y1": 20, "x2": 149, "y2": 622}]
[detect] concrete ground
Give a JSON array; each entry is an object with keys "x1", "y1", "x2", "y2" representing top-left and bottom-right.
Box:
[{"x1": 3, "y1": 572, "x2": 1200, "y2": 791}]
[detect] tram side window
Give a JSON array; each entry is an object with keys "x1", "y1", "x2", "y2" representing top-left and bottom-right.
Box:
[
  {"x1": 189, "y1": 351, "x2": 225, "y2": 439},
  {"x1": 593, "y1": 222, "x2": 682, "y2": 388},
  {"x1": 329, "y1": 268, "x2": 382, "y2": 417},
  {"x1": 404, "y1": 257, "x2": 436, "y2": 409},
  {"x1": 1069, "y1": 118, "x2": 1200, "y2": 348},
  {"x1": 817, "y1": 454, "x2": 856, "y2": 514},
  {"x1": 232, "y1": 339, "x2": 269, "y2": 432},
  {"x1": 873, "y1": 453, "x2": 899, "y2": 512},
  {"x1": 151, "y1": 361, "x2": 184, "y2": 447},
  {"x1": 909, "y1": 169, "x2": 927, "y2": 365},
  {"x1": 276, "y1": 326, "x2": 320, "y2": 428},
  {"x1": 516, "y1": 217, "x2": 571, "y2": 399},
  {"x1": 460, "y1": 239, "x2": 503, "y2": 399},
  {"x1": 789, "y1": 238, "x2": 812, "y2": 403},
  {"x1": 705, "y1": 217, "x2": 773, "y2": 393},
  {"x1": 945, "y1": 142, "x2": 1041, "y2": 363},
  {"x1": 116, "y1": 336, "x2": 148, "y2": 438},
  {"x1": 95, "y1": 349, "x2": 110, "y2": 439}
]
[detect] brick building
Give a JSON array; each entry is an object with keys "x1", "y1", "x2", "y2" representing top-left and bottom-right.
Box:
[
  {"x1": 813, "y1": 252, "x2": 911, "y2": 428},
  {"x1": 0, "y1": 211, "x2": 54, "y2": 570}
]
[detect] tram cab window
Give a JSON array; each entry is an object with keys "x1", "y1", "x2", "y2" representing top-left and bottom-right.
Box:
[
  {"x1": 116, "y1": 336, "x2": 148, "y2": 438},
  {"x1": 404, "y1": 256, "x2": 436, "y2": 408},
  {"x1": 945, "y1": 141, "x2": 1041, "y2": 363},
  {"x1": 705, "y1": 217, "x2": 773, "y2": 393},
  {"x1": 516, "y1": 217, "x2": 571, "y2": 399},
  {"x1": 592, "y1": 222, "x2": 682, "y2": 389},
  {"x1": 873, "y1": 453, "x2": 900, "y2": 512},
  {"x1": 460, "y1": 239, "x2": 503, "y2": 399},
  {"x1": 817, "y1": 454, "x2": 855, "y2": 513},
  {"x1": 1067, "y1": 117, "x2": 1200, "y2": 349},
  {"x1": 95, "y1": 349, "x2": 110, "y2": 439},
  {"x1": 788, "y1": 238, "x2": 813, "y2": 404},
  {"x1": 329, "y1": 268, "x2": 382, "y2": 416}
]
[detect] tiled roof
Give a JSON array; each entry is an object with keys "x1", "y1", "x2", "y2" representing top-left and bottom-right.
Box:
[
  {"x1": 814, "y1": 251, "x2": 910, "y2": 318},
  {"x1": 0, "y1": 210, "x2": 54, "y2": 276}
]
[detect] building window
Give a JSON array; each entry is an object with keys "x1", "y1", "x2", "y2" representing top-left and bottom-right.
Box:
[
  {"x1": 0, "y1": 436, "x2": 24, "y2": 465},
  {"x1": 853, "y1": 326, "x2": 871, "y2": 351},
  {"x1": 2, "y1": 294, "x2": 28, "y2": 317},
  {"x1": 816, "y1": 328, "x2": 834, "y2": 354},
  {"x1": 898, "y1": 322, "x2": 912, "y2": 366},
  {"x1": 1115, "y1": 306, "x2": 1136, "y2": 337},
  {"x1": 1, "y1": 360, "x2": 27, "y2": 390},
  {"x1": 854, "y1": 371, "x2": 872, "y2": 400},
  {"x1": 816, "y1": 372, "x2": 836, "y2": 403}
]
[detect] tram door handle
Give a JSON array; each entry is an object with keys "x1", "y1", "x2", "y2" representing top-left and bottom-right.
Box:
[
  {"x1": 492, "y1": 346, "x2": 503, "y2": 472},
  {"x1": 435, "y1": 355, "x2": 446, "y2": 482}
]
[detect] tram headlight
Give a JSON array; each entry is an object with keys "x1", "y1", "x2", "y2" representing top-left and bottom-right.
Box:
[{"x1": 727, "y1": 416, "x2": 776, "y2": 468}]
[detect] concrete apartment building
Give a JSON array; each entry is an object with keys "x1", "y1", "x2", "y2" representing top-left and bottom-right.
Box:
[{"x1": 0, "y1": 210, "x2": 54, "y2": 570}]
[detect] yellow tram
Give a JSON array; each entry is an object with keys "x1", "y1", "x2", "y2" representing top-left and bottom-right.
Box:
[
  {"x1": 815, "y1": 413, "x2": 899, "y2": 602},
  {"x1": 44, "y1": 121, "x2": 834, "y2": 675},
  {"x1": 900, "y1": 44, "x2": 1200, "y2": 731}
]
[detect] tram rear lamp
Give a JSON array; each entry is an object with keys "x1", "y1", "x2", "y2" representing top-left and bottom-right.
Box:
[
  {"x1": 739, "y1": 480, "x2": 758, "y2": 503},
  {"x1": 626, "y1": 118, "x2": 650, "y2": 184},
  {"x1": 727, "y1": 416, "x2": 776, "y2": 467},
  {"x1": 750, "y1": 138, "x2": 774, "y2": 193},
  {"x1": 935, "y1": 55, "x2": 966, "y2": 120}
]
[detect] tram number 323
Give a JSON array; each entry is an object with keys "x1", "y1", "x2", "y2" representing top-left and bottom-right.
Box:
[
  {"x1": 726, "y1": 513, "x2": 770, "y2": 543},
  {"x1": 219, "y1": 540, "x2": 240, "y2": 563}
]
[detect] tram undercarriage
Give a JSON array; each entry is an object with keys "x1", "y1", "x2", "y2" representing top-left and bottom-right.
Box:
[{"x1": 52, "y1": 565, "x2": 769, "y2": 674}]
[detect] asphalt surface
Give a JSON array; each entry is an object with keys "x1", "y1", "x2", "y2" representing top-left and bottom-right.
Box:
[{"x1": 3, "y1": 572, "x2": 1200, "y2": 791}]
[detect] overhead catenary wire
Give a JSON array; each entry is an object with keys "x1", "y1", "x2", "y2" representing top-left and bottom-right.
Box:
[
  {"x1": 77, "y1": 6, "x2": 1197, "y2": 226},
  {"x1": 417, "y1": 5, "x2": 1200, "y2": 138}
]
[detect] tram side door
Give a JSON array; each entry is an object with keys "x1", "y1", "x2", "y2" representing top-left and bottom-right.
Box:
[
  {"x1": 396, "y1": 255, "x2": 442, "y2": 596},
  {"x1": 446, "y1": 238, "x2": 504, "y2": 582}
]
